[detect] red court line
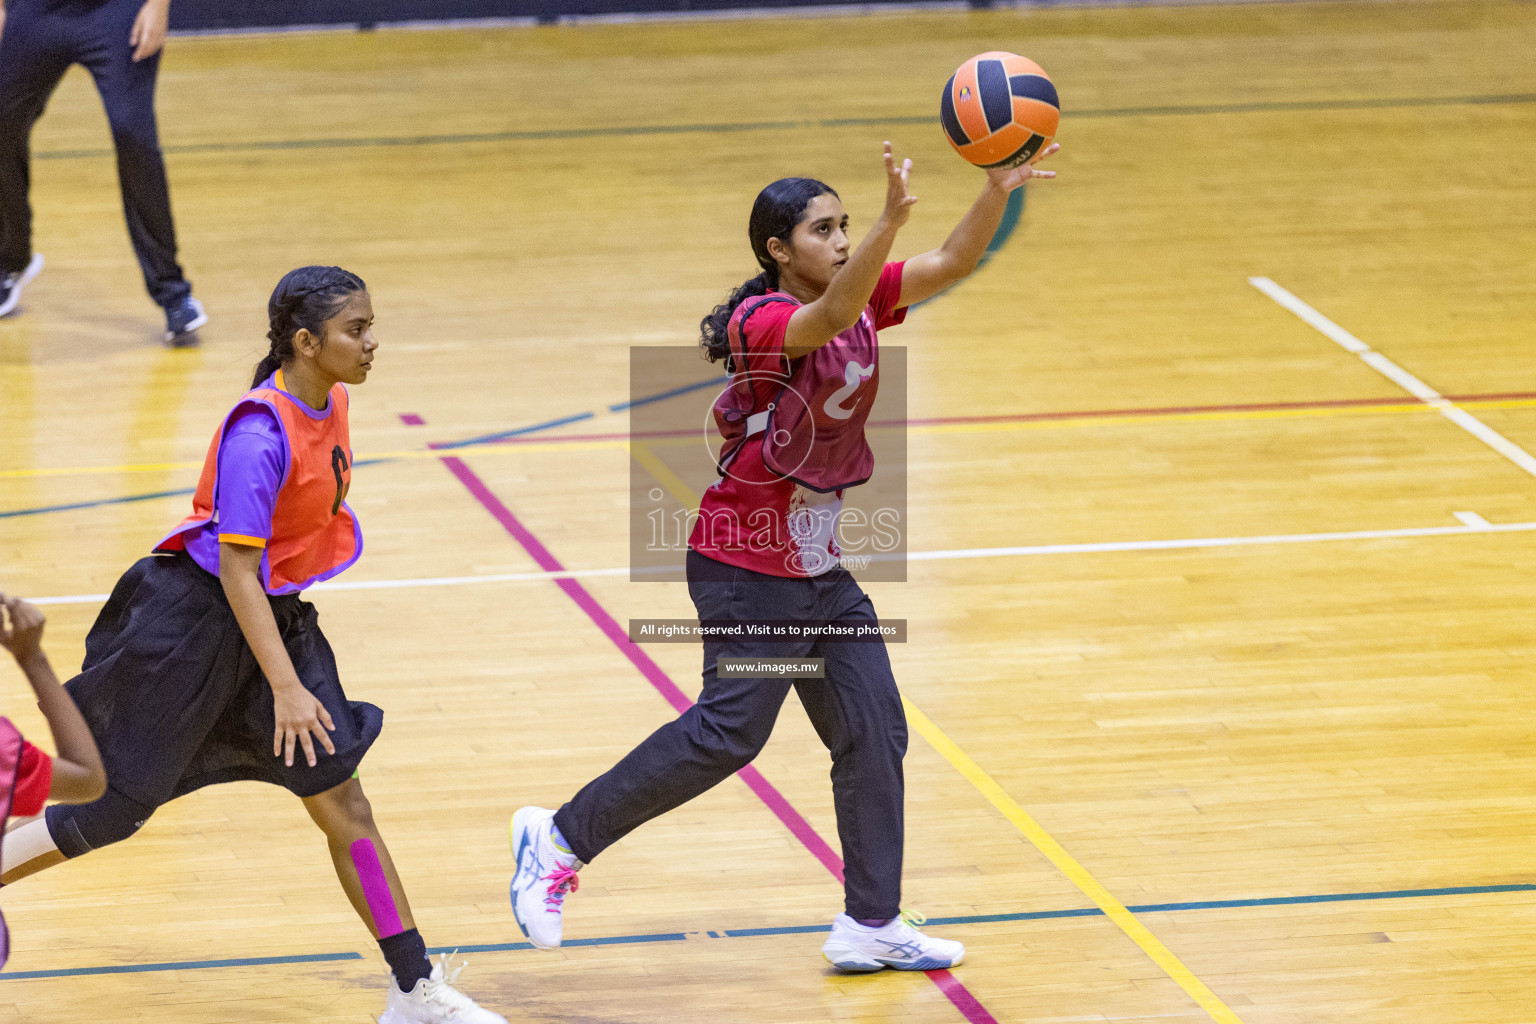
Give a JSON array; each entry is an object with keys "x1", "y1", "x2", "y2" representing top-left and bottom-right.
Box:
[
  {"x1": 888, "y1": 395, "x2": 1422, "y2": 427},
  {"x1": 438, "y1": 454, "x2": 997, "y2": 1024},
  {"x1": 455, "y1": 390, "x2": 1536, "y2": 448},
  {"x1": 1443, "y1": 391, "x2": 1536, "y2": 403}
]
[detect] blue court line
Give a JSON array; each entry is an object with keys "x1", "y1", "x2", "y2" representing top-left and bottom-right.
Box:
[
  {"x1": 728, "y1": 884, "x2": 1536, "y2": 933},
  {"x1": 0, "y1": 487, "x2": 196, "y2": 520},
  {"x1": 0, "y1": 409, "x2": 597, "y2": 519},
  {"x1": 609, "y1": 377, "x2": 723, "y2": 413},
  {"x1": 0, "y1": 951, "x2": 362, "y2": 980},
  {"x1": 429, "y1": 411, "x2": 596, "y2": 451},
  {"x1": 1123, "y1": 883, "x2": 1536, "y2": 914},
  {"x1": 32, "y1": 93, "x2": 1536, "y2": 162},
  {"x1": 7, "y1": 883, "x2": 1533, "y2": 981},
  {"x1": 3, "y1": 405, "x2": 604, "y2": 520},
  {"x1": 425, "y1": 931, "x2": 687, "y2": 956}
]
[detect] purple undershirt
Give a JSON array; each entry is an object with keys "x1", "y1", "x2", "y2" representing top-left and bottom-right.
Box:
[{"x1": 182, "y1": 403, "x2": 287, "y2": 578}]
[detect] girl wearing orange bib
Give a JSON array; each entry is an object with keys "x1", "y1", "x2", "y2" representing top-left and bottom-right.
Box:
[{"x1": 0, "y1": 267, "x2": 507, "y2": 1024}]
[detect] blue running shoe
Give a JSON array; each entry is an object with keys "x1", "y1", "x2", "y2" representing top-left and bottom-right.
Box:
[{"x1": 164, "y1": 295, "x2": 207, "y2": 346}]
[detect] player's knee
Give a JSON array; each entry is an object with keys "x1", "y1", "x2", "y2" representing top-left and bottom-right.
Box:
[
  {"x1": 44, "y1": 789, "x2": 156, "y2": 858},
  {"x1": 827, "y1": 707, "x2": 906, "y2": 765},
  {"x1": 876, "y1": 686, "x2": 907, "y2": 759},
  {"x1": 696, "y1": 714, "x2": 774, "y2": 771},
  {"x1": 313, "y1": 779, "x2": 376, "y2": 835}
]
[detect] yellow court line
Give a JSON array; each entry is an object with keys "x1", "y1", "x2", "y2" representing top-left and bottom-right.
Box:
[
  {"x1": 0, "y1": 459, "x2": 204, "y2": 479},
  {"x1": 901, "y1": 697, "x2": 1247, "y2": 1024},
  {"x1": 11, "y1": 396, "x2": 1536, "y2": 481},
  {"x1": 625, "y1": 440, "x2": 701, "y2": 513}
]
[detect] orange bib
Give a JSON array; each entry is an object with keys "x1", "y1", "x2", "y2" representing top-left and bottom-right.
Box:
[{"x1": 157, "y1": 371, "x2": 362, "y2": 594}]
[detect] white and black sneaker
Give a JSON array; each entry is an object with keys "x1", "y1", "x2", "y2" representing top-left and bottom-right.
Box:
[
  {"x1": 163, "y1": 295, "x2": 207, "y2": 346},
  {"x1": 0, "y1": 253, "x2": 44, "y2": 318},
  {"x1": 821, "y1": 912, "x2": 965, "y2": 972}
]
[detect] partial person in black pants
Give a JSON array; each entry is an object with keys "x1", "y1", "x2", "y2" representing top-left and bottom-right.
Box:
[
  {"x1": 509, "y1": 139, "x2": 1057, "y2": 972},
  {"x1": 0, "y1": 0, "x2": 205, "y2": 343}
]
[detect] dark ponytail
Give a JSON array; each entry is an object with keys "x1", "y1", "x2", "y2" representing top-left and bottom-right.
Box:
[
  {"x1": 699, "y1": 177, "x2": 838, "y2": 366},
  {"x1": 253, "y1": 265, "x2": 368, "y2": 388}
]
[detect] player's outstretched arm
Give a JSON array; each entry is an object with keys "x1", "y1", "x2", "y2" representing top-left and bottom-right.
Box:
[
  {"x1": 0, "y1": 595, "x2": 107, "y2": 804},
  {"x1": 784, "y1": 141, "x2": 919, "y2": 358},
  {"x1": 897, "y1": 143, "x2": 1059, "y2": 309}
]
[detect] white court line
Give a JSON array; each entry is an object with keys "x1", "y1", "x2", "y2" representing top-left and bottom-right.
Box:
[
  {"x1": 27, "y1": 519, "x2": 1536, "y2": 606},
  {"x1": 896, "y1": 519, "x2": 1536, "y2": 560},
  {"x1": 1250, "y1": 276, "x2": 1536, "y2": 477}
]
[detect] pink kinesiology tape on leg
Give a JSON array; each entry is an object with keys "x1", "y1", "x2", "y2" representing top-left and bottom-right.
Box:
[{"x1": 350, "y1": 838, "x2": 404, "y2": 938}]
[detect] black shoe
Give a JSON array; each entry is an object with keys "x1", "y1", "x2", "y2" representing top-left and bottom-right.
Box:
[
  {"x1": 0, "y1": 254, "x2": 44, "y2": 318},
  {"x1": 164, "y1": 295, "x2": 207, "y2": 346}
]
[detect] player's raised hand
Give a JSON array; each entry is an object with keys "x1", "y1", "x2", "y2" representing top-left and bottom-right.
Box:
[
  {"x1": 881, "y1": 141, "x2": 918, "y2": 229},
  {"x1": 986, "y1": 142, "x2": 1059, "y2": 192},
  {"x1": 0, "y1": 593, "x2": 46, "y2": 663}
]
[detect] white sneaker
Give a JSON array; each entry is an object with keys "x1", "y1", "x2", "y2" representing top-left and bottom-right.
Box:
[
  {"x1": 377, "y1": 953, "x2": 507, "y2": 1024},
  {"x1": 0, "y1": 253, "x2": 43, "y2": 318},
  {"x1": 509, "y1": 806, "x2": 581, "y2": 949},
  {"x1": 821, "y1": 912, "x2": 965, "y2": 972}
]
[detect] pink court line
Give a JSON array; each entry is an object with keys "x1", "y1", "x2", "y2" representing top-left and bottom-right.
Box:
[
  {"x1": 399, "y1": 413, "x2": 427, "y2": 427},
  {"x1": 437, "y1": 454, "x2": 996, "y2": 1024}
]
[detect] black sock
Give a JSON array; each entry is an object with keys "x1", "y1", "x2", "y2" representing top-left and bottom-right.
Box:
[{"x1": 378, "y1": 928, "x2": 431, "y2": 992}]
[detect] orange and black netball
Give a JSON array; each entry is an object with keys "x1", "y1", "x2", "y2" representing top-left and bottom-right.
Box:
[{"x1": 940, "y1": 51, "x2": 1059, "y2": 169}]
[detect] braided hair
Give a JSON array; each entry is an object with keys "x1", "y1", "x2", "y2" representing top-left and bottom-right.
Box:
[
  {"x1": 252, "y1": 266, "x2": 368, "y2": 388},
  {"x1": 699, "y1": 177, "x2": 838, "y2": 366}
]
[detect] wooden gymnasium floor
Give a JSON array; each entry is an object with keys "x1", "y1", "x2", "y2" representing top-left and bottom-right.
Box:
[{"x1": 2, "y1": 1, "x2": 1536, "y2": 1021}]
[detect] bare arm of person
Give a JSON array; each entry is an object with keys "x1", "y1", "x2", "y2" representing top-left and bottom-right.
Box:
[
  {"x1": 0, "y1": 595, "x2": 107, "y2": 803},
  {"x1": 782, "y1": 142, "x2": 919, "y2": 359},
  {"x1": 896, "y1": 143, "x2": 1059, "y2": 308},
  {"x1": 219, "y1": 543, "x2": 336, "y2": 768}
]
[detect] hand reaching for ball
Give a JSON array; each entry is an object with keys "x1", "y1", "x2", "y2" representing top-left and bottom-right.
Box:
[
  {"x1": 987, "y1": 142, "x2": 1060, "y2": 192},
  {"x1": 881, "y1": 141, "x2": 919, "y2": 229}
]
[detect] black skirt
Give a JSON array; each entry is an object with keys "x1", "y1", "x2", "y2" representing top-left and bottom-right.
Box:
[{"x1": 65, "y1": 552, "x2": 383, "y2": 806}]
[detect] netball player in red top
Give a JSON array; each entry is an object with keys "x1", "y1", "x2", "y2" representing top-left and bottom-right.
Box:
[
  {"x1": 0, "y1": 267, "x2": 506, "y2": 1024},
  {"x1": 512, "y1": 140, "x2": 1057, "y2": 970}
]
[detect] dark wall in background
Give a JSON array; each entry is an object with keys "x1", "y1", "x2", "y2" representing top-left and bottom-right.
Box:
[{"x1": 168, "y1": 0, "x2": 972, "y2": 32}]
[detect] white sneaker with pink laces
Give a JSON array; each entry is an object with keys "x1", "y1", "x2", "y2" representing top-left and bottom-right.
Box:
[{"x1": 509, "y1": 806, "x2": 581, "y2": 949}]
